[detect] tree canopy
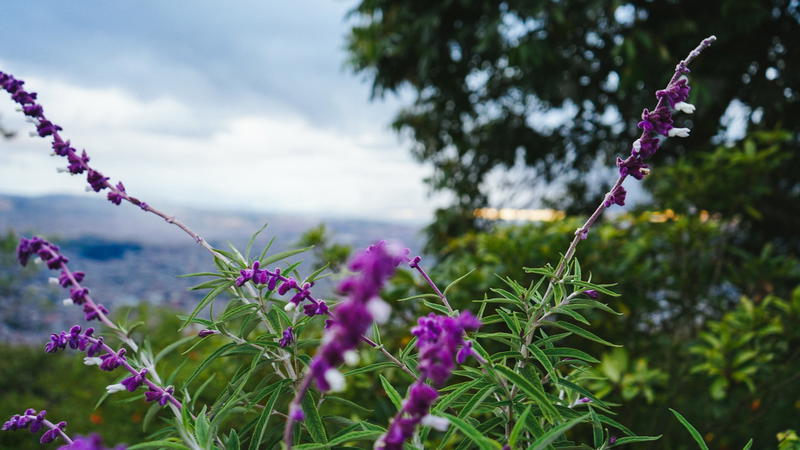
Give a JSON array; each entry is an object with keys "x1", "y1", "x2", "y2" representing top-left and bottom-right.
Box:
[{"x1": 347, "y1": 0, "x2": 800, "y2": 249}]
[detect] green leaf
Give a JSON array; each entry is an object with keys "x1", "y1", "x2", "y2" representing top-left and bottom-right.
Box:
[
  {"x1": 669, "y1": 409, "x2": 709, "y2": 450},
  {"x1": 343, "y1": 361, "x2": 396, "y2": 377},
  {"x1": 542, "y1": 347, "x2": 600, "y2": 364},
  {"x1": 262, "y1": 246, "x2": 313, "y2": 266},
  {"x1": 194, "y1": 406, "x2": 212, "y2": 450},
  {"x1": 302, "y1": 392, "x2": 328, "y2": 443},
  {"x1": 441, "y1": 414, "x2": 503, "y2": 450},
  {"x1": 226, "y1": 430, "x2": 241, "y2": 450},
  {"x1": 609, "y1": 435, "x2": 663, "y2": 447},
  {"x1": 180, "y1": 280, "x2": 234, "y2": 331},
  {"x1": 379, "y1": 374, "x2": 403, "y2": 410},
  {"x1": 127, "y1": 440, "x2": 191, "y2": 449},
  {"x1": 184, "y1": 343, "x2": 237, "y2": 386},
  {"x1": 326, "y1": 430, "x2": 384, "y2": 446},
  {"x1": 494, "y1": 365, "x2": 560, "y2": 423},
  {"x1": 541, "y1": 321, "x2": 620, "y2": 347},
  {"x1": 742, "y1": 438, "x2": 753, "y2": 450},
  {"x1": 443, "y1": 268, "x2": 476, "y2": 297},
  {"x1": 509, "y1": 406, "x2": 531, "y2": 448},
  {"x1": 527, "y1": 344, "x2": 557, "y2": 384},
  {"x1": 248, "y1": 383, "x2": 284, "y2": 450},
  {"x1": 528, "y1": 414, "x2": 590, "y2": 450}
]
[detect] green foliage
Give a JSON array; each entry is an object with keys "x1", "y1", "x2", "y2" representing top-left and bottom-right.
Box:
[{"x1": 347, "y1": 0, "x2": 800, "y2": 251}]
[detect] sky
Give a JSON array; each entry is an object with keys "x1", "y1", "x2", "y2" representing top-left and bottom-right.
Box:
[{"x1": 0, "y1": 1, "x2": 442, "y2": 223}]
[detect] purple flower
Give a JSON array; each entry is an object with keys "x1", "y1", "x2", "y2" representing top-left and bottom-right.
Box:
[
  {"x1": 656, "y1": 77, "x2": 690, "y2": 109},
  {"x1": 66, "y1": 150, "x2": 90, "y2": 174},
  {"x1": 84, "y1": 303, "x2": 109, "y2": 321},
  {"x1": 23, "y1": 104, "x2": 44, "y2": 117},
  {"x1": 99, "y1": 348, "x2": 126, "y2": 371},
  {"x1": 309, "y1": 241, "x2": 404, "y2": 392},
  {"x1": 603, "y1": 185, "x2": 627, "y2": 208},
  {"x1": 584, "y1": 289, "x2": 599, "y2": 299},
  {"x1": 121, "y1": 369, "x2": 148, "y2": 392},
  {"x1": 279, "y1": 327, "x2": 294, "y2": 348},
  {"x1": 198, "y1": 329, "x2": 219, "y2": 338},
  {"x1": 11, "y1": 89, "x2": 37, "y2": 105},
  {"x1": 70, "y1": 287, "x2": 89, "y2": 305},
  {"x1": 58, "y1": 269, "x2": 85, "y2": 288},
  {"x1": 87, "y1": 169, "x2": 109, "y2": 192},
  {"x1": 616, "y1": 156, "x2": 649, "y2": 180},
  {"x1": 40, "y1": 421, "x2": 67, "y2": 444},
  {"x1": 52, "y1": 139, "x2": 74, "y2": 156},
  {"x1": 107, "y1": 182, "x2": 125, "y2": 205},
  {"x1": 36, "y1": 119, "x2": 62, "y2": 137},
  {"x1": 637, "y1": 107, "x2": 673, "y2": 136},
  {"x1": 144, "y1": 386, "x2": 174, "y2": 407},
  {"x1": 58, "y1": 434, "x2": 126, "y2": 450},
  {"x1": 609, "y1": 436, "x2": 618, "y2": 444},
  {"x1": 289, "y1": 404, "x2": 305, "y2": 421},
  {"x1": 379, "y1": 311, "x2": 481, "y2": 449}
]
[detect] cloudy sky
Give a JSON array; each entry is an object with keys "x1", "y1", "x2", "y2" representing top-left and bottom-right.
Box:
[{"x1": 0, "y1": 1, "x2": 442, "y2": 222}]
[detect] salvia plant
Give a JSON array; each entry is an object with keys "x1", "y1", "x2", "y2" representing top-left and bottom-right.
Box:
[{"x1": 0, "y1": 36, "x2": 743, "y2": 450}]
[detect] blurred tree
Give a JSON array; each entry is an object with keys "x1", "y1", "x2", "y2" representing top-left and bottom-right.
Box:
[{"x1": 347, "y1": 0, "x2": 800, "y2": 251}]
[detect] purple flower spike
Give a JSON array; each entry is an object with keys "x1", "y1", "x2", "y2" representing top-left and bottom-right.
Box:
[
  {"x1": 121, "y1": 369, "x2": 148, "y2": 392},
  {"x1": 279, "y1": 327, "x2": 294, "y2": 348},
  {"x1": 379, "y1": 311, "x2": 481, "y2": 449},
  {"x1": 603, "y1": 185, "x2": 627, "y2": 208},
  {"x1": 23, "y1": 104, "x2": 44, "y2": 117},
  {"x1": 637, "y1": 106, "x2": 673, "y2": 137},
  {"x1": 308, "y1": 241, "x2": 404, "y2": 392},
  {"x1": 58, "y1": 433, "x2": 127, "y2": 450},
  {"x1": 40, "y1": 421, "x2": 67, "y2": 444},
  {"x1": 99, "y1": 348, "x2": 126, "y2": 371},
  {"x1": 107, "y1": 182, "x2": 126, "y2": 205}
]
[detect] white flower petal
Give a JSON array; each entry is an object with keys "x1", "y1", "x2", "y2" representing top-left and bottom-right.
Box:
[
  {"x1": 62, "y1": 298, "x2": 74, "y2": 306},
  {"x1": 668, "y1": 127, "x2": 691, "y2": 138},
  {"x1": 343, "y1": 350, "x2": 360, "y2": 366},
  {"x1": 366, "y1": 298, "x2": 391, "y2": 324},
  {"x1": 324, "y1": 368, "x2": 346, "y2": 392},
  {"x1": 83, "y1": 357, "x2": 103, "y2": 366},
  {"x1": 284, "y1": 302, "x2": 297, "y2": 312},
  {"x1": 106, "y1": 383, "x2": 126, "y2": 394},
  {"x1": 421, "y1": 414, "x2": 450, "y2": 431},
  {"x1": 675, "y1": 102, "x2": 695, "y2": 114}
]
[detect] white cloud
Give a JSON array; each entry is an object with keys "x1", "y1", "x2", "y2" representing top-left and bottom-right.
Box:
[{"x1": 0, "y1": 74, "x2": 437, "y2": 222}]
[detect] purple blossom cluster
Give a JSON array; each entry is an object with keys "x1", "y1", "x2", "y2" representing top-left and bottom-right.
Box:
[
  {"x1": 16, "y1": 236, "x2": 111, "y2": 322},
  {"x1": 59, "y1": 434, "x2": 126, "y2": 450},
  {"x1": 44, "y1": 325, "x2": 179, "y2": 408},
  {"x1": 235, "y1": 260, "x2": 330, "y2": 318},
  {"x1": 309, "y1": 241, "x2": 406, "y2": 393},
  {"x1": 2, "y1": 409, "x2": 68, "y2": 445},
  {"x1": 377, "y1": 311, "x2": 481, "y2": 449},
  {"x1": 609, "y1": 48, "x2": 704, "y2": 209},
  {"x1": 0, "y1": 71, "x2": 147, "y2": 210}
]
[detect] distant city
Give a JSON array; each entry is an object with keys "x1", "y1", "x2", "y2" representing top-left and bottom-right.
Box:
[{"x1": 0, "y1": 194, "x2": 422, "y2": 343}]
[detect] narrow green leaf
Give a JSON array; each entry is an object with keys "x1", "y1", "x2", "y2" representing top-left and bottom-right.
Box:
[
  {"x1": 302, "y1": 393, "x2": 328, "y2": 443},
  {"x1": 609, "y1": 435, "x2": 662, "y2": 447},
  {"x1": 527, "y1": 344, "x2": 557, "y2": 384},
  {"x1": 180, "y1": 280, "x2": 233, "y2": 331},
  {"x1": 509, "y1": 406, "x2": 531, "y2": 448},
  {"x1": 670, "y1": 409, "x2": 709, "y2": 450},
  {"x1": 542, "y1": 347, "x2": 600, "y2": 364},
  {"x1": 379, "y1": 374, "x2": 403, "y2": 410},
  {"x1": 742, "y1": 438, "x2": 753, "y2": 450},
  {"x1": 442, "y1": 269, "x2": 476, "y2": 297},
  {"x1": 541, "y1": 321, "x2": 620, "y2": 347},
  {"x1": 248, "y1": 383, "x2": 284, "y2": 450},
  {"x1": 441, "y1": 414, "x2": 503, "y2": 450},
  {"x1": 494, "y1": 365, "x2": 560, "y2": 423},
  {"x1": 127, "y1": 440, "x2": 190, "y2": 449},
  {"x1": 184, "y1": 343, "x2": 237, "y2": 386},
  {"x1": 262, "y1": 246, "x2": 313, "y2": 266},
  {"x1": 528, "y1": 413, "x2": 590, "y2": 450}
]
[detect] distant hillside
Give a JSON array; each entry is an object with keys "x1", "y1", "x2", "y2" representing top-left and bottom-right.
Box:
[{"x1": 0, "y1": 194, "x2": 422, "y2": 342}]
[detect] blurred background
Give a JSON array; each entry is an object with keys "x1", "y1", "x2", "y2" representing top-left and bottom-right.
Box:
[{"x1": 1, "y1": 1, "x2": 799, "y2": 448}]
